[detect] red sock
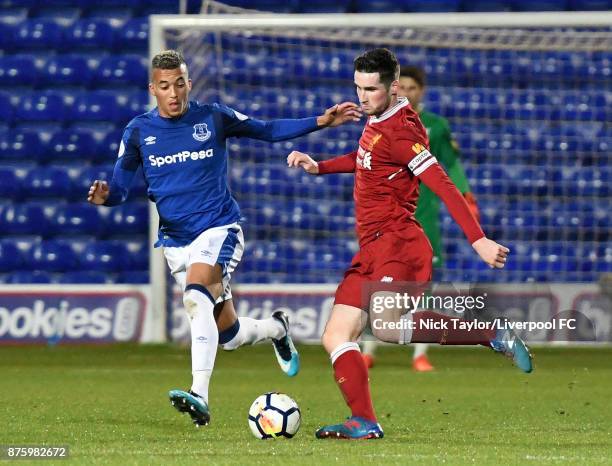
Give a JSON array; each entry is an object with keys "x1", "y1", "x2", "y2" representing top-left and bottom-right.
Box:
[
  {"x1": 411, "y1": 311, "x2": 495, "y2": 346},
  {"x1": 332, "y1": 345, "x2": 377, "y2": 422}
]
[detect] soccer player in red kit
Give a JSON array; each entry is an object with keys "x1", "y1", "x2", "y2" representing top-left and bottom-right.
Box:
[{"x1": 287, "y1": 49, "x2": 533, "y2": 440}]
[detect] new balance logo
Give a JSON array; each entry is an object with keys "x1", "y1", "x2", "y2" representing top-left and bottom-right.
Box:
[
  {"x1": 381, "y1": 276, "x2": 394, "y2": 282},
  {"x1": 144, "y1": 136, "x2": 156, "y2": 145}
]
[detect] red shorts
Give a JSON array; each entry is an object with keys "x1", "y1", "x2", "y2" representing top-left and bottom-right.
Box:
[{"x1": 334, "y1": 227, "x2": 433, "y2": 310}]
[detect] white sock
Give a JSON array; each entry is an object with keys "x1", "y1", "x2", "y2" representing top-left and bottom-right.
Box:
[
  {"x1": 413, "y1": 343, "x2": 428, "y2": 359},
  {"x1": 361, "y1": 339, "x2": 378, "y2": 357},
  {"x1": 184, "y1": 287, "x2": 218, "y2": 404},
  {"x1": 220, "y1": 317, "x2": 285, "y2": 351}
]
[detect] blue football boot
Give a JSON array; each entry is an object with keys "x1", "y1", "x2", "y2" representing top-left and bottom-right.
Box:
[
  {"x1": 315, "y1": 416, "x2": 384, "y2": 440},
  {"x1": 271, "y1": 310, "x2": 300, "y2": 377},
  {"x1": 169, "y1": 389, "x2": 210, "y2": 427},
  {"x1": 490, "y1": 328, "x2": 533, "y2": 373}
]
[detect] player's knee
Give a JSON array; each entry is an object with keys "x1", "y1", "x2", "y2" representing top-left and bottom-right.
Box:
[
  {"x1": 371, "y1": 325, "x2": 398, "y2": 344},
  {"x1": 322, "y1": 328, "x2": 347, "y2": 354},
  {"x1": 182, "y1": 290, "x2": 199, "y2": 319}
]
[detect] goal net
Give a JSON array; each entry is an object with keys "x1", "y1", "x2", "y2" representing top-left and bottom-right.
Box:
[{"x1": 149, "y1": 10, "x2": 611, "y2": 337}]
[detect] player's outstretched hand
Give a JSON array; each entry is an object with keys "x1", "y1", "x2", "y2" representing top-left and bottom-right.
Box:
[
  {"x1": 87, "y1": 180, "x2": 110, "y2": 205},
  {"x1": 472, "y1": 237, "x2": 509, "y2": 269},
  {"x1": 317, "y1": 102, "x2": 362, "y2": 128},
  {"x1": 287, "y1": 151, "x2": 319, "y2": 174}
]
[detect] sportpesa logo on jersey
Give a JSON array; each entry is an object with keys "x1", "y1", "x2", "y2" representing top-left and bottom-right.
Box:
[{"x1": 149, "y1": 149, "x2": 214, "y2": 167}]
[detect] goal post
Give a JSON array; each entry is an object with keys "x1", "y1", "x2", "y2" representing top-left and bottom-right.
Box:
[{"x1": 148, "y1": 11, "x2": 612, "y2": 341}]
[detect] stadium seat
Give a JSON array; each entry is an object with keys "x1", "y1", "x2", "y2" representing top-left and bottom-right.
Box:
[
  {"x1": 354, "y1": 0, "x2": 405, "y2": 12},
  {"x1": 94, "y1": 55, "x2": 147, "y2": 87},
  {"x1": 106, "y1": 203, "x2": 148, "y2": 236},
  {"x1": 5, "y1": 270, "x2": 52, "y2": 283},
  {"x1": 28, "y1": 240, "x2": 78, "y2": 272},
  {"x1": 41, "y1": 55, "x2": 92, "y2": 87},
  {"x1": 568, "y1": 0, "x2": 612, "y2": 9},
  {"x1": 47, "y1": 129, "x2": 99, "y2": 164},
  {"x1": 22, "y1": 167, "x2": 74, "y2": 200},
  {"x1": 115, "y1": 90, "x2": 149, "y2": 122},
  {"x1": 0, "y1": 55, "x2": 38, "y2": 87},
  {"x1": 296, "y1": 0, "x2": 350, "y2": 12},
  {"x1": 460, "y1": 0, "x2": 512, "y2": 11},
  {"x1": 0, "y1": 7, "x2": 28, "y2": 25},
  {"x1": 0, "y1": 203, "x2": 47, "y2": 236},
  {"x1": 65, "y1": 19, "x2": 115, "y2": 50},
  {"x1": 57, "y1": 271, "x2": 108, "y2": 283},
  {"x1": 0, "y1": 168, "x2": 21, "y2": 200},
  {"x1": 0, "y1": 129, "x2": 47, "y2": 163},
  {"x1": 15, "y1": 92, "x2": 66, "y2": 123},
  {"x1": 74, "y1": 91, "x2": 120, "y2": 121},
  {"x1": 14, "y1": 19, "x2": 65, "y2": 50},
  {"x1": 0, "y1": 240, "x2": 23, "y2": 272},
  {"x1": 511, "y1": 0, "x2": 569, "y2": 10},
  {"x1": 115, "y1": 17, "x2": 148, "y2": 52},
  {"x1": 30, "y1": 6, "x2": 80, "y2": 26},
  {"x1": 81, "y1": 241, "x2": 131, "y2": 272},
  {"x1": 49, "y1": 204, "x2": 104, "y2": 237},
  {"x1": 405, "y1": 0, "x2": 460, "y2": 11},
  {"x1": 116, "y1": 270, "x2": 149, "y2": 283}
]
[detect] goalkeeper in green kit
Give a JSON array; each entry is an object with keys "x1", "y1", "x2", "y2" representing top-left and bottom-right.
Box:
[{"x1": 361, "y1": 66, "x2": 480, "y2": 372}]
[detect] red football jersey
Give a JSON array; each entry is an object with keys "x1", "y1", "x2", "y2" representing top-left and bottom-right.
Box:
[{"x1": 319, "y1": 97, "x2": 483, "y2": 247}]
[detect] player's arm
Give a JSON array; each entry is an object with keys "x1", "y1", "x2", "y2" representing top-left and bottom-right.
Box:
[
  {"x1": 218, "y1": 103, "x2": 361, "y2": 142},
  {"x1": 399, "y1": 140, "x2": 508, "y2": 268},
  {"x1": 436, "y1": 120, "x2": 480, "y2": 221},
  {"x1": 287, "y1": 150, "x2": 357, "y2": 175},
  {"x1": 87, "y1": 129, "x2": 140, "y2": 206}
]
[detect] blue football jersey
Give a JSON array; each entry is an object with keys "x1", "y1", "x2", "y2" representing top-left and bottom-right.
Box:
[{"x1": 105, "y1": 101, "x2": 319, "y2": 247}]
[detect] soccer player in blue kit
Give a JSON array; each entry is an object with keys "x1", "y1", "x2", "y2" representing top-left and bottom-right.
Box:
[{"x1": 87, "y1": 50, "x2": 361, "y2": 427}]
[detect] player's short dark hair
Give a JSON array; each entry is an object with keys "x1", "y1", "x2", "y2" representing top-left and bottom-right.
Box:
[
  {"x1": 354, "y1": 48, "x2": 400, "y2": 89},
  {"x1": 151, "y1": 50, "x2": 186, "y2": 70},
  {"x1": 400, "y1": 66, "x2": 426, "y2": 88}
]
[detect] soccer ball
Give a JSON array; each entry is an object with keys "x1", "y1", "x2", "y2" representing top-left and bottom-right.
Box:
[{"x1": 247, "y1": 392, "x2": 301, "y2": 439}]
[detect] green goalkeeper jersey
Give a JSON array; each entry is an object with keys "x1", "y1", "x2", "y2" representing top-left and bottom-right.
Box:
[{"x1": 415, "y1": 108, "x2": 471, "y2": 268}]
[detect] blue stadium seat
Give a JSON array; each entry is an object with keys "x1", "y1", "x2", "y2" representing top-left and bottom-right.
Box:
[
  {"x1": 0, "y1": 168, "x2": 20, "y2": 200},
  {"x1": 296, "y1": 0, "x2": 350, "y2": 12},
  {"x1": 14, "y1": 19, "x2": 64, "y2": 50},
  {"x1": 74, "y1": 91, "x2": 120, "y2": 121},
  {"x1": 94, "y1": 55, "x2": 147, "y2": 87},
  {"x1": 568, "y1": 0, "x2": 612, "y2": 8},
  {"x1": 115, "y1": 17, "x2": 148, "y2": 52},
  {"x1": 23, "y1": 167, "x2": 73, "y2": 199},
  {"x1": 115, "y1": 90, "x2": 149, "y2": 122},
  {"x1": 30, "y1": 6, "x2": 80, "y2": 26},
  {"x1": 57, "y1": 271, "x2": 108, "y2": 283},
  {"x1": 0, "y1": 240, "x2": 23, "y2": 272},
  {"x1": 116, "y1": 270, "x2": 149, "y2": 284},
  {"x1": 47, "y1": 129, "x2": 98, "y2": 164},
  {"x1": 0, "y1": 92, "x2": 13, "y2": 125},
  {"x1": 460, "y1": 0, "x2": 512, "y2": 10},
  {"x1": 0, "y1": 203, "x2": 47, "y2": 236},
  {"x1": 0, "y1": 55, "x2": 38, "y2": 87},
  {"x1": 511, "y1": 0, "x2": 568, "y2": 10},
  {"x1": 41, "y1": 55, "x2": 92, "y2": 87},
  {"x1": 5, "y1": 270, "x2": 52, "y2": 283},
  {"x1": 65, "y1": 19, "x2": 115, "y2": 50},
  {"x1": 81, "y1": 241, "x2": 131, "y2": 272},
  {"x1": 83, "y1": 6, "x2": 133, "y2": 23},
  {"x1": 50, "y1": 204, "x2": 104, "y2": 237},
  {"x1": 0, "y1": 7, "x2": 28, "y2": 25},
  {"x1": 0, "y1": 129, "x2": 46, "y2": 163},
  {"x1": 74, "y1": 165, "x2": 113, "y2": 196},
  {"x1": 28, "y1": 240, "x2": 78, "y2": 272},
  {"x1": 15, "y1": 92, "x2": 66, "y2": 123},
  {"x1": 405, "y1": 0, "x2": 460, "y2": 11},
  {"x1": 106, "y1": 203, "x2": 148, "y2": 236},
  {"x1": 353, "y1": 0, "x2": 405, "y2": 12}
]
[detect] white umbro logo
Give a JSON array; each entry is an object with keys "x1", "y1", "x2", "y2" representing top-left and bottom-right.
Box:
[{"x1": 144, "y1": 136, "x2": 156, "y2": 145}]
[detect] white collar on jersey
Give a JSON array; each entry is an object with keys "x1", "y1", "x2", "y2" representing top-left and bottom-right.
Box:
[{"x1": 368, "y1": 97, "x2": 410, "y2": 124}]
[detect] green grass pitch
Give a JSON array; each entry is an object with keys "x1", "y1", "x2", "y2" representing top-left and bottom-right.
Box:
[{"x1": 1, "y1": 344, "x2": 611, "y2": 465}]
